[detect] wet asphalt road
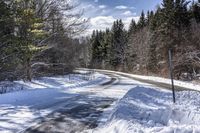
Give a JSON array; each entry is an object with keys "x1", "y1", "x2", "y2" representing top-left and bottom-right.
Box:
[{"x1": 24, "y1": 75, "x2": 118, "y2": 133}]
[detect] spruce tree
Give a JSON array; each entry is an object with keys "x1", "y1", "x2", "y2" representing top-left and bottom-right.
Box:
[
  {"x1": 14, "y1": 0, "x2": 47, "y2": 81},
  {"x1": 0, "y1": 0, "x2": 19, "y2": 80},
  {"x1": 192, "y1": 0, "x2": 200, "y2": 23},
  {"x1": 101, "y1": 29, "x2": 112, "y2": 68},
  {"x1": 137, "y1": 11, "x2": 146, "y2": 29},
  {"x1": 109, "y1": 19, "x2": 127, "y2": 70},
  {"x1": 128, "y1": 19, "x2": 137, "y2": 36}
]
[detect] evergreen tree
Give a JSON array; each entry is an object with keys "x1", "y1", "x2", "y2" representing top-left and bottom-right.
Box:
[
  {"x1": 192, "y1": 0, "x2": 200, "y2": 23},
  {"x1": 147, "y1": 9, "x2": 160, "y2": 72},
  {"x1": 174, "y1": 0, "x2": 191, "y2": 28},
  {"x1": 0, "y1": 0, "x2": 20, "y2": 80},
  {"x1": 128, "y1": 19, "x2": 137, "y2": 36},
  {"x1": 109, "y1": 19, "x2": 127, "y2": 70},
  {"x1": 147, "y1": 11, "x2": 154, "y2": 26},
  {"x1": 137, "y1": 11, "x2": 146, "y2": 29},
  {"x1": 155, "y1": 0, "x2": 190, "y2": 59},
  {"x1": 101, "y1": 29, "x2": 112, "y2": 68},
  {"x1": 147, "y1": 11, "x2": 150, "y2": 25},
  {"x1": 14, "y1": 0, "x2": 47, "y2": 81},
  {"x1": 90, "y1": 30, "x2": 98, "y2": 67}
]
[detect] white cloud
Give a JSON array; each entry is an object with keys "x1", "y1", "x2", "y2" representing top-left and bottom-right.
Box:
[
  {"x1": 99, "y1": 5, "x2": 106, "y2": 9},
  {"x1": 83, "y1": 16, "x2": 140, "y2": 36},
  {"x1": 123, "y1": 11, "x2": 132, "y2": 16},
  {"x1": 123, "y1": 16, "x2": 140, "y2": 29},
  {"x1": 90, "y1": 16, "x2": 115, "y2": 30},
  {"x1": 122, "y1": 11, "x2": 137, "y2": 16},
  {"x1": 101, "y1": 9, "x2": 107, "y2": 14},
  {"x1": 115, "y1": 5, "x2": 128, "y2": 10},
  {"x1": 83, "y1": 16, "x2": 114, "y2": 35},
  {"x1": 130, "y1": 7, "x2": 136, "y2": 9},
  {"x1": 94, "y1": 0, "x2": 98, "y2": 2},
  {"x1": 133, "y1": 12, "x2": 137, "y2": 16},
  {"x1": 84, "y1": 4, "x2": 95, "y2": 9}
]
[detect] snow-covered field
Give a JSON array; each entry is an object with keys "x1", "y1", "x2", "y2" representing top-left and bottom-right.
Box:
[{"x1": 1, "y1": 69, "x2": 200, "y2": 133}]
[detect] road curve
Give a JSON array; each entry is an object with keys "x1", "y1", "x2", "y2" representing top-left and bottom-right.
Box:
[
  {"x1": 23, "y1": 69, "x2": 190, "y2": 133},
  {"x1": 23, "y1": 74, "x2": 119, "y2": 133}
]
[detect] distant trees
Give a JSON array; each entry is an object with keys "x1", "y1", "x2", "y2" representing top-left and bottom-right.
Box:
[
  {"x1": 89, "y1": 0, "x2": 200, "y2": 80},
  {"x1": 109, "y1": 20, "x2": 128, "y2": 70},
  {"x1": 89, "y1": 20, "x2": 128, "y2": 70}
]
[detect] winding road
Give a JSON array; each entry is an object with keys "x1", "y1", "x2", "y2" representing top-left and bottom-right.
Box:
[
  {"x1": 24, "y1": 73, "x2": 121, "y2": 133},
  {"x1": 22, "y1": 70, "x2": 186, "y2": 133}
]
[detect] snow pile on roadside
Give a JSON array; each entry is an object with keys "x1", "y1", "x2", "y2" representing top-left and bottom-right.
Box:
[{"x1": 93, "y1": 86, "x2": 200, "y2": 133}]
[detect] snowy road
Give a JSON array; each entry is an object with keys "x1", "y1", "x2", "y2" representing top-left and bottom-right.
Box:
[
  {"x1": 1, "y1": 70, "x2": 200, "y2": 133},
  {"x1": 21, "y1": 72, "x2": 153, "y2": 133},
  {"x1": 24, "y1": 75, "x2": 119, "y2": 133},
  {"x1": 24, "y1": 95, "x2": 115, "y2": 133},
  {"x1": 0, "y1": 71, "x2": 141, "y2": 133}
]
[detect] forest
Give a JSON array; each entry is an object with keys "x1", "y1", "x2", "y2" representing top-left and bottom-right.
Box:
[
  {"x1": 1, "y1": 0, "x2": 200, "y2": 81},
  {"x1": 0, "y1": 0, "x2": 88, "y2": 81},
  {"x1": 88, "y1": 0, "x2": 200, "y2": 80}
]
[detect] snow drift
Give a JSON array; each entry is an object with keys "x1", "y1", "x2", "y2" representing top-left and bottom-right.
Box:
[{"x1": 93, "y1": 86, "x2": 200, "y2": 133}]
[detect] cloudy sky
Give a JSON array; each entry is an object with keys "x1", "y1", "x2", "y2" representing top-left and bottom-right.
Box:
[{"x1": 75, "y1": 0, "x2": 162, "y2": 35}]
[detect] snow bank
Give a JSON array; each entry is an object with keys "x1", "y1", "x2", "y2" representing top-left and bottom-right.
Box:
[{"x1": 93, "y1": 86, "x2": 200, "y2": 133}]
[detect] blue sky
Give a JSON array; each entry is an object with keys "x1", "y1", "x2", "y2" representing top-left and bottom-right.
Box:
[{"x1": 75, "y1": 0, "x2": 162, "y2": 35}]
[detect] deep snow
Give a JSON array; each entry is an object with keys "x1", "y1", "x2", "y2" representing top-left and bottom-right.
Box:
[{"x1": 91, "y1": 86, "x2": 200, "y2": 133}]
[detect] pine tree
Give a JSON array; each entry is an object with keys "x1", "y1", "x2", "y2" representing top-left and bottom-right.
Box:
[
  {"x1": 101, "y1": 29, "x2": 112, "y2": 68},
  {"x1": 147, "y1": 9, "x2": 160, "y2": 72},
  {"x1": 155, "y1": 0, "x2": 190, "y2": 59},
  {"x1": 14, "y1": 0, "x2": 47, "y2": 81},
  {"x1": 147, "y1": 11, "x2": 154, "y2": 26},
  {"x1": 128, "y1": 19, "x2": 137, "y2": 36},
  {"x1": 109, "y1": 19, "x2": 127, "y2": 70},
  {"x1": 192, "y1": 0, "x2": 200, "y2": 23},
  {"x1": 0, "y1": 0, "x2": 19, "y2": 80},
  {"x1": 137, "y1": 11, "x2": 146, "y2": 29},
  {"x1": 174, "y1": 0, "x2": 191, "y2": 28}
]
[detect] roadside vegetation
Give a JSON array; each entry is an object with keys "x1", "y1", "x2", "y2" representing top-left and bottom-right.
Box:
[{"x1": 0, "y1": 0, "x2": 87, "y2": 81}]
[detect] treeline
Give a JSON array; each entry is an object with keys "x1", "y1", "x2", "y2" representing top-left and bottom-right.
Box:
[
  {"x1": 0, "y1": 0, "x2": 87, "y2": 81},
  {"x1": 89, "y1": 0, "x2": 200, "y2": 79}
]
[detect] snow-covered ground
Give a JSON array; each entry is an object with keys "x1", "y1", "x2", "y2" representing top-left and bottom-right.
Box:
[
  {"x1": 0, "y1": 72, "x2": 113, "y2": 133},
  {"x1": 89, "y1": 82, "x2": 200, "y2": 133},
  {"x1": 93, "y1": 71, "x2": 200, "y2": 132},
  {"x1": 1, "y1": 69, "x2": 200, "y2": 133}
]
